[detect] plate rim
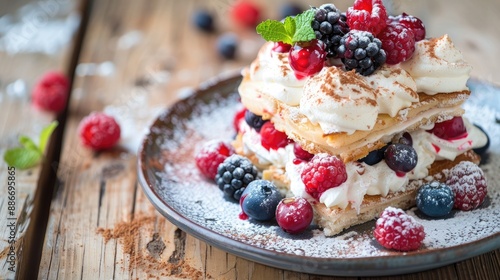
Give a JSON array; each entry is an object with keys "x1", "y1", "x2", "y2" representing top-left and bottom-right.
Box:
[{"x1": 137, "y1": 74, "x2": 500, "y2": 277}]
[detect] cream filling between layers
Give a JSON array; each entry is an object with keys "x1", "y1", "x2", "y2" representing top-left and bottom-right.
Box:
[{"x1": 285, "y1": 118, "x2": 487, "y2": 212}]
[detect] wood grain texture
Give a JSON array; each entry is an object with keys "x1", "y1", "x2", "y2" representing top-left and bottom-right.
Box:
[
  {"x1": 0, "y1": 0, "x2": 80, "y2": 278},
  {"x1": 33, "y1": 0, "x2": 500, "y2": 279}
]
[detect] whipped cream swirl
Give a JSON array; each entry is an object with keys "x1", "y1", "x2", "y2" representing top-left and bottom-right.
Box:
[
  {"x1": 300, "y1": 67, "x2": 378, "y2": 134},
  {"x1": 247, "y1": 43, "x2": 304, "y2": 106},
  {"x1": 401, "y1": 35, "x2": 472, "y2": 95},
  {"x1": 363, "y1": 65, "x2": 419, "y2": 117}
]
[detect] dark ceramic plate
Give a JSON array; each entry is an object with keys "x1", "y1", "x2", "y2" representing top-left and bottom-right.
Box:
[{"x1": 138, "y1": 74, "x2": 500, "y2": 276}]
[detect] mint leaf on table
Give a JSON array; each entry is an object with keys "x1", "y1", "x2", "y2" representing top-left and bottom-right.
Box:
[
  {"x1": 292, "y1": 9, "x2": 316, "y2": 43},
  {"x1": 3, "y1": 121, "x2": 58, "y2": 169},
  {"x1": 256, "y1": 8, "x2": 316, "y2": 45},
  {"x1": 3, "y1": 147, "x2": 41, "y2": 169},
  {"x1": 39, "y1": 121, "x2": 58, "y2": 153}
]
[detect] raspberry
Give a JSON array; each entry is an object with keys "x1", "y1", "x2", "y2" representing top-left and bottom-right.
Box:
[
  {"x1": 446, "y1": 161, "x2": 488, "y2": 211},
  {"x1": 337, "y1": 30, "x2": 386, "y2": 76},
  {"x1": 32, "y1": 71, "x2": 69, "y2": 113},
  {"x1": 215, "y1": 155, "x2": 259, "y2": 201},
  {"x1": 230, "y1": 1, "x2": 260, "y2": 28},
  {"x1": 293, "y1": 143, "x2": 314, "y2": 161},
  {"x1": 312, "y1": 4, "x2": 350, "y2": 58},
  {"x1": 389, "y1": 13, "x2": 426, "y2": 41},
  {"x1": 374, "y1": 207, "x2": 425, "y2": 251},
  {"x1": 195, "y1": 140, "x2": 234, "y2": 180},
  {"x1": 378, "y1": 22, "x2": 415, "y2": 64},
  {"x1": 346, "y1": 0, "x2": 388, "y2": 36},
  {"x1": 78, "y1": 112, "x2": 120, "y2": 150},
  {"x1": 300, "y1": 154, "x2": 347, "y2": 200},
  {"x1": 260, "y1": 122, "x2": 289, "y2": 150}
]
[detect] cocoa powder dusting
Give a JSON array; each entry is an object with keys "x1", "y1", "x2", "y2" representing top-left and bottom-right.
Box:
[{"x1": 96, "y1": 215, "x2": 205, "y2": 279}]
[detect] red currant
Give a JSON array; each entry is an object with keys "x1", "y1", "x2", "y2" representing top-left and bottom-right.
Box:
[
  {"x1": 260, "y1": 122, "x2": 289, "y2": 150},
  {"x1": 272, "y1": 42, "x2": 292, "y2": 53},
  {"x1": 293, "y1": 143, "x2": 314, "y2": 161},
  {"x1": 276, "y1": 197, "x2": 314, "y2": 234},
  {"x1": 289, "y1": 39, "x2": 326, "y2": 79},
  {"x1": 428, "y1": 116, "x2": 467, "y2": 140}
]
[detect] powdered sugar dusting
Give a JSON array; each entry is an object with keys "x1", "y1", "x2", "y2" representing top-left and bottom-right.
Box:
[{"x1": 141, "y1": 79, "x2": 500, "y2": 267}]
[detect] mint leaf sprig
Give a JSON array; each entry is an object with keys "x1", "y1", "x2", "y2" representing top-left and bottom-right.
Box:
[
  {"x1": 256, "y1": 9, "x2": 316, "y2": 45},
  {"x1": 3, "y1": 121, "x2": 58, "y2": 169}
]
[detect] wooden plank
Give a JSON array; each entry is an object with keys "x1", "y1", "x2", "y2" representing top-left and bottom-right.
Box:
[
  {"x1": 0, "y1": 0, "x2": 82, "y2": 278},
  {"x1": 38, "y1": 0, "x2": 500, "y2": 279}
]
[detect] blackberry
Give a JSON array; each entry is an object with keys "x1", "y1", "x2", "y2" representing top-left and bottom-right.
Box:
[
  {"x1": 312, "y1": 4, "x2": 349, "y2": 58},
  {"x1": 244, "y1": 110, "x2": 267, "y2": 132},
  {"x1": 215, "y1": 155, "x2": 259, "y2": 201},
  {"x1": 337, "y1": 30, "x2": 386, "y2": 76}
]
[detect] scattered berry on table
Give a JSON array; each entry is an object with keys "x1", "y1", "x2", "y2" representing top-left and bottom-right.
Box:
[
  {"x1": 289, "y1": 39, "x2": 327, "y2": 79},
  {"x1": 473, "y1": 124, "x2": 490, "y2": 156},
  {"x1": 446, "y1": 161, "x2": 487, "y2": 211},
  {"x1": 374, "y1": 207, "x2": 425, "y2": 251},
  {"x1": 78, "y1": 112, "x2": 120, "y2": 150},
  {"x1": 359, "y1": 144, "x2": 388, "y2": 166},
  {"x1": 346, "y1": 0, "x2": 388, "y2": 36},
  {"x1": 276, "y1": 197, "x2": 314, "y2": 234},
  {"x1": 312, "y1": 4, "x2": 350, "y2": 58},
  {"x1": 272, "y1": 42, "x2": 292, "y2": 53},
  {"x1": 240, "y1": 180, "x2": 283, "y2": 221},
  {"x1": 416, "y1": 181, "x2": 455, "y2": 217},
  {"x1": 195, "y1": 140, "x2": 234, "y2": 180},
  {"x1": 378, "y1": 22, "x2": 415, "y2": 64},
  {"x1": 293, "y1": 143, "x2": 314, "y2": 161},
  {"x1": 32, "y1": 71, "x2": 69, "y2": 113},
  {"x1": 260, "y1": 121, "x2": 289, "y2": 150},
  {"x1": 279, "y1": 3, "x2": 303, "y2": 19},
  {"x1": 230, "y1": 1, "x2": 261, "y2": 28},
  {"x1": 244, "y1": 110, "x2": 267, "y2": 132},
  {"x1": 384, "y1": 143, "x2": 418, "y2": 174},
  {"x1": 389, "y1": 13, "x2": 425, "y2": 41},
  {"x1": 301, "y1": 154, "x2": 347, "y2": 200},
  {"x1": 233, "y1": 106, "x2": 247, "y2": 133},
  {"x1": 215, "y1": 155, "x2": 259, "y2": 201},
  {"x1": 192, "y1": 9, "x2": 215, "y2": 32},
  {"x1": 427, "y1": 116, "x2": 467, "y2": 140},
  {"x1": 217, "y1": 33, "x2": 238, "y2": 59},
  {"x1": 337, "y1": 30, "x2": 386, "y2": 76}
]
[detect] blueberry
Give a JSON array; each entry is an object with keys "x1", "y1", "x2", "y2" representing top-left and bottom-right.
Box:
[
  {"x1": 384, "y1": 143, "x2": 418, "y2": 173},
  {"x1": 473, "y1": 124, "x2": 490, "y2": 156},
  {"x1": 279, "y1": 3, "x2": 303, "y2": 19},
  {"x1": 192, "y1": 10, "x2": 214, "y2": 32},
  {"x1": 244, "y1": 110, "x2": 267, "y2": 132},
  {"x1": 217, "y1": 33, "x2": 238, "y2": 59},
  {"x1": 416, "y1": 181, "x2": 454, "y2": 217},
  {"x1": 359, "y1": 144, "x2": 388, "y2": 166},
  {"x1": 240, "y1": 180, "x2": 283, "y2": 221}
]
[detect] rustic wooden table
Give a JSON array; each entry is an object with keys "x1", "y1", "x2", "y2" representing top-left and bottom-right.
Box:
[{"x1": 1, "y1": 0, "x2": 499, "y2": 279}]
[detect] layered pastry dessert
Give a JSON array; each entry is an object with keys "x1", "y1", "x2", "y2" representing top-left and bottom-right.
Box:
[{"x1": 230, "y1": 1, "x2": 489, "y2": 236}]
